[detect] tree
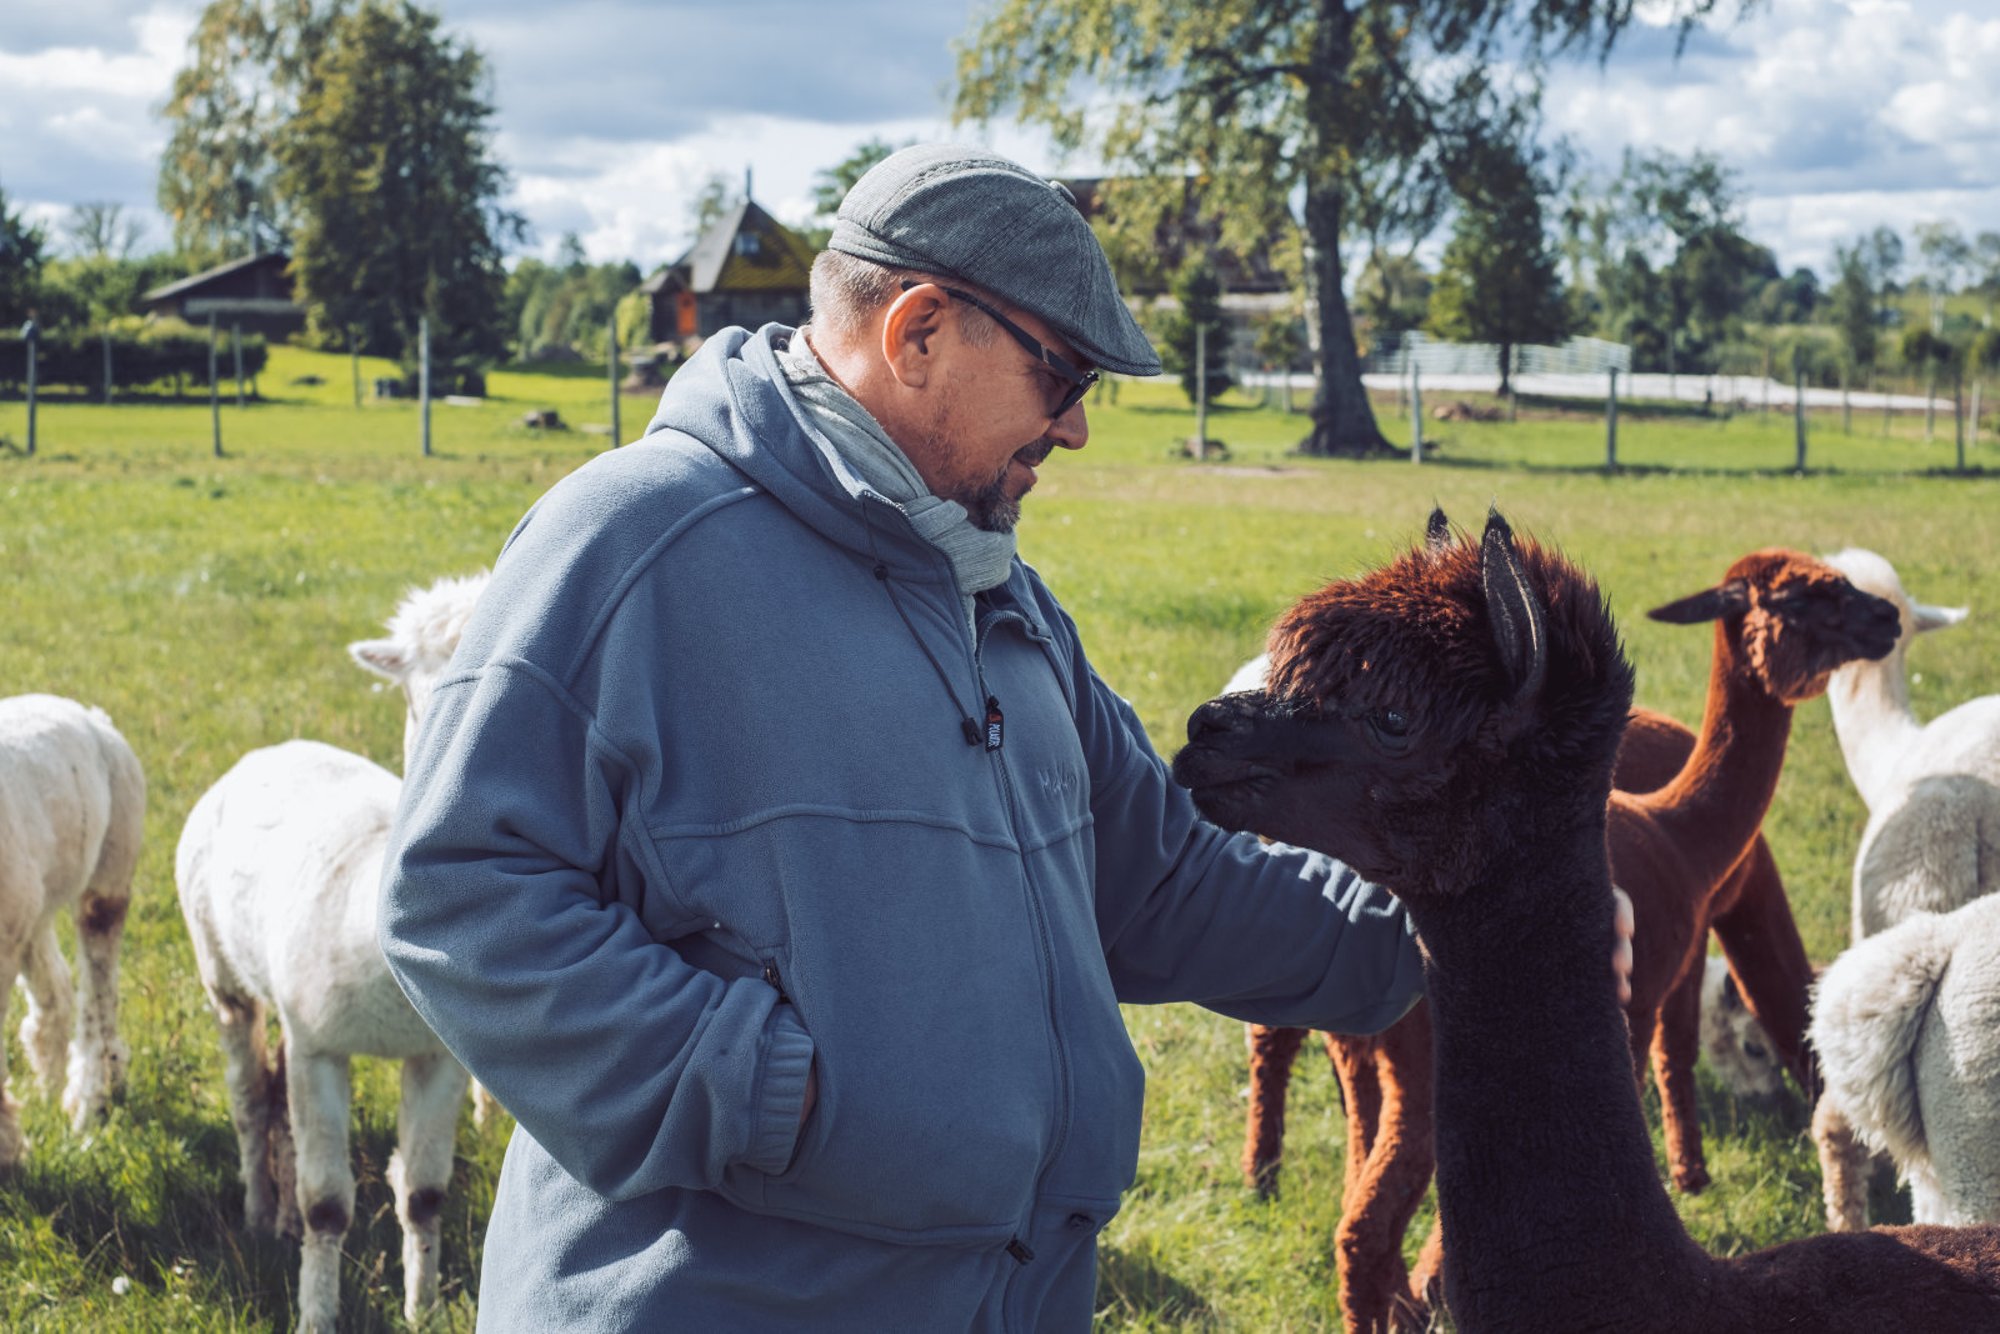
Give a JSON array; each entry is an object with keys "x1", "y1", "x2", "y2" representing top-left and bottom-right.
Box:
[
  {"x1": 953, "y1": 0, "x2": 1752, "y2": 456},
  {"x1": 688, "y1": 174, "x2": 740, "y2": 238},
  {"x1": 1573, "y1": 149, "x2": 1765, "y2": 370},
  {"x1": 1425, "y1": 139, "x2": 1568, "y2": 397},
  {"x1": 157, "y1": 0, "x2": 348, "y2": 265},
  {"x1": 0, "y1": 181, "x2": 45, "y2": 325},
  {"x1": 1156, "y1": 257, "x2": 1232, "y2": 405},
  {"x1": 805, "y1": 137, "x2": 912, "y2": 246},
  {"x1": 276, "y1": 0, "x2": 520, "y2": 377},
  {"x1": 1353, "y1": 251, "x2": 1431, "y2": 342},
  {"x1": 62, "y1": 203, "x2": 146, "y2": 262},
  {"x1": 1827, "y1": 240, "x2": 1880, "y2": 380},
  {"x1": 1914, "y1": 219, "x2": 1971, "y2": 334}
]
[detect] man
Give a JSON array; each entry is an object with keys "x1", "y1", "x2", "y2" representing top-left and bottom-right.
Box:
[{"x1": 378, "y1": 145, "x2": 1428, "y2": 1329}]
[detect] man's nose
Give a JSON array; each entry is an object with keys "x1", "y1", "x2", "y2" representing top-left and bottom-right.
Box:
[{"x1": 1049, "y1": 400, "x2": 1089, "y2": 450}]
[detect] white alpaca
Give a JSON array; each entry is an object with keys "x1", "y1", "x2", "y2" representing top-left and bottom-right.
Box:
[
  {"x1": 1699, "y1": 956, "x2": 1785, "y2": 1102},
  {"x1": 1822, "y1": 548, "x2": 1997, "y2": 935},
  {"x1": 176, "y1": 573, "x2": 487, "y2": 1331},
  {"x1": 1811, "y1": 893, "x2": 2000, "y2": 1226},
  {"x1": 0, "y1": 695, "x2": 143, "y2": 1164},
  {"x1": 1813, "y1": 548, "x2": 2000, "y2": 1229}
]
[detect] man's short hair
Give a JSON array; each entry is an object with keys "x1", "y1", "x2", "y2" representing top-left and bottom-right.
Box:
[{"x1": 808, "y1": 250, "x2": 995, "y2": 348}]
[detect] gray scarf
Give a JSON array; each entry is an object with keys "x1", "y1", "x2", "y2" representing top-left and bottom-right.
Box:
[{"x1": 775, "y1": 333, "x2": 1016, "y2": 598}]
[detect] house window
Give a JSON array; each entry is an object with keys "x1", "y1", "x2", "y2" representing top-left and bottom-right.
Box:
[{"x1": 733, "y1": 232, "x2": 762, "y2": 257}]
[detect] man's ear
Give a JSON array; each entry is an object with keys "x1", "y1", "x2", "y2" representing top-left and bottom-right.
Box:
[{"x1": 881, "y1": 284, "x2": 949, "y2": 389}]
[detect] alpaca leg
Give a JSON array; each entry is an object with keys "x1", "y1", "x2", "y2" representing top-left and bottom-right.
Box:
[
  {"x1": 1652, "y1": 961, "x2": 1709, "y2": 1194},
  {"x1": 1333, "y1": 1006, "x2": 1434, "y2": 1334},
  {"x1": 0, "y1": 935, "x2": 31, "y2": 1169},
  {"x1": 286, "y1": 1045, "x2": 355, "y2": 1334},
  {"x1": 18, "y1": 927, "x2": 74, "y2": 1099},
  {"x1": 390, "y1": 1052, "x2": 471, "y2": 1324},
  {"x1": 266, "y1": 1044, "x2": 301, "y2": 1240},
  {"x1": 1401, "y1": 1222, "x2": 1446, "y2": 1331},
  {"x1": 1243, "y1": 1024, "x2": 1308, "y2": 1194},
  {"x1": 64, "y1": 890, "x2": 131, "y2": 1128},
  {"x1": 1709, "y1": 838, "x2": 1819, "y2": 1098},
  {"x1": 211, "y1": 996, "x2": 280, "y2": 1233},
  {"x1": 1813, "y1": 1094, "x2": 1870, "y2": 1231}
]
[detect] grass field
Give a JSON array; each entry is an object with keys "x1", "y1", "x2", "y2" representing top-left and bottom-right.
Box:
[{"x1": 1, "y1": 343, "x2": 1996, "y2": 1329}]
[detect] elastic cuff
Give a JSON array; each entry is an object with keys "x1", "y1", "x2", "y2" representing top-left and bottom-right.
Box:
[{"x1": 745, "y1": 1008, "x2": 815, "y2": 1174}]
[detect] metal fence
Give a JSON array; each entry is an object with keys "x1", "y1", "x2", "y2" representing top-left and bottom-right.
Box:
[{"x1": 1363, "y1": 331, "x2": 1633, "y2": 377}]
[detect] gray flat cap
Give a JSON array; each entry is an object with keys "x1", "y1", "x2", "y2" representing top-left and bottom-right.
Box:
[{"x1": 827, "y1": 144, "x2": 1163, "y2": 377}]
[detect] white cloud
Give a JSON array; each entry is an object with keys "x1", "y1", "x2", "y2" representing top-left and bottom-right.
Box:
[{"x1": 1542, "y1": 0, "x2": 1999, "y2": 269}]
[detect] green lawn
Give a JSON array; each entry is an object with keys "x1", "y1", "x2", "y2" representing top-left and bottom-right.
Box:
[{"x1": 1, "y1": 346, "x2": 1995, "y2": 1329}]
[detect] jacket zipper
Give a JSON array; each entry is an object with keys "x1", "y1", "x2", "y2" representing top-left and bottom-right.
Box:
[{"x1": 971, "y1": 602, "x2": 1075, "y2": 1216}]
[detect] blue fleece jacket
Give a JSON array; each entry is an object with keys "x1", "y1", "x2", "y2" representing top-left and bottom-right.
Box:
[{"x1": 378, "y1": 325, "x2": 1424, "y2": 1331}]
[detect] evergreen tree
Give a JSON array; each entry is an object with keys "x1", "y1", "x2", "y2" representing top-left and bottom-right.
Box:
[
  {"x1": 1425, "y1": 140, "x2": 1568, "y2": 397},
  {"x1": 1157, "y1": 258, "x2": 1232, "y2": 405},
  {"x1": 1827, "y1": 240, "x2": 1880, "y2": 381},
  {"x1": 0, "y1": 182, "x2": 45, "y2": 325}
]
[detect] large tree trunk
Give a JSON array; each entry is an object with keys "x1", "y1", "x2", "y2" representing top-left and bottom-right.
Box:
[{"x1": 1300, "y1": 175, "x2": 1394, "y2": 456}]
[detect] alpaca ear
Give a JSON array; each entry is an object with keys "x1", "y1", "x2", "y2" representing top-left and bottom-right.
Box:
[
  {"x1": 1425, "y1": 506, "x2": 1452, "y2": 555},
  {"x1": 1912, "y1": 601, "x2": 1968, "y2": 634},
  {"x1": 1479, "y1": 510, "x2": 1547, "y2": 718},
  {"x1": 349, "y1": 638, "x2": 411, "y2": 682},
  {"x1": 1646, "y1": 580, "x2": 1750, "y2": 625}
]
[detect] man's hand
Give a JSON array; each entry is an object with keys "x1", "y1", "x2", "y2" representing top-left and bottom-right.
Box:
[{"x1": 1612, "y1": 888, "x2": 1636, "y2": 1007}]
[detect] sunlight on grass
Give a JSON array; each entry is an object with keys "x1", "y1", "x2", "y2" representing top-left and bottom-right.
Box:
[{"x1": 0, "y1": 345, "x2": 1990, "y2": 1328}]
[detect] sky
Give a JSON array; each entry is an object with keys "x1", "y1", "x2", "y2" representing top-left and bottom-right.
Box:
[{"x1": 1, "y1": 0, "x2": 1994, "y2": 281}]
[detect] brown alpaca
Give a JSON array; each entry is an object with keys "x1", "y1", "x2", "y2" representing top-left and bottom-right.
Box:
[
  {"x1": 1238, "y1": 528, "x2": 1878, "y2": 1331},
  {"x1": 1175, "y1": 509, "x2": 2000, "y2": 1331}
]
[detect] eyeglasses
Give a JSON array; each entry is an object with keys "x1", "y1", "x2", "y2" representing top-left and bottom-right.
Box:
[{"x1": 900, "y1": 281, "x2": 1099, "y2": 420}]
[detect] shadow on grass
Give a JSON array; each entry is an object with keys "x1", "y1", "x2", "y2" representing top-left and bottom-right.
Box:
[
  {"x1": 1097, "y1": 1244, "x2": 1214, "y2": 1325},
  {"x1": 5, "y1": 1072, "x2": 491, "y2": 1331}
]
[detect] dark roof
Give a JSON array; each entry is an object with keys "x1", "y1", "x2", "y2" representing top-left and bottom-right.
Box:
[
  {"x1": 640, "y1": 201, "x2": 814, "y2": 297},
  {"x1": 1057, "y1": 177, "x2": 1290, "y2": 296},
  {"x1": 141, "y1": 251, "x2": 292, "y2": 303}
]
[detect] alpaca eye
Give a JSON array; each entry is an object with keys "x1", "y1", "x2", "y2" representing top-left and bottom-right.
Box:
[
  {"x1": 1743, "y1": 1041, "x2": 1768, "y2": 1061},
  {"x1": 1366, "y1": 708, "x2": 1413, "y2": 749}
]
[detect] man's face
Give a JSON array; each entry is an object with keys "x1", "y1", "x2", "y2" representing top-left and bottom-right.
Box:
[{"x1": 910, "y1": 298, "x2": 1091, "y2": 533}]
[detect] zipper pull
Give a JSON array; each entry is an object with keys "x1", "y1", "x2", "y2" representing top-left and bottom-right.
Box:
[
  {"x1": 1006, "y1": 1238, "x2": 1034, "y2": 1265},
  {"x1": 983, "y1": 695, "x2": 1004, "y2": 751},
  {"x1": 762, "y1": 964, "x2": 789, "y2": 1003}
]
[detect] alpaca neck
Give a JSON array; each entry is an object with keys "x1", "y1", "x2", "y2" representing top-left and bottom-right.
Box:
[
  {"x1": 1408, "y1": 822, "x2": 1707, "y2": 1321},
  {"x1": 1637, "y1": 619, "x2": 1796, "y2": 891},
  {"x1": 1827, "y1": 647, "x2": 1922, "y2": 812}
]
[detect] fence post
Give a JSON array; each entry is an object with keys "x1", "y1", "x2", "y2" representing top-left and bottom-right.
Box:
[
  {"x1": 1973, "y1": 379, "x2": 1984, "y2": 455},
  {"x1": 419, "y1": 314, "x2": 432, "y2": 458},
  {"x1": 1193, "y1": 324, "x2": 1208, "y2": 456},
  {"x1": 21, "y1": 318, "x2": 36, "y2": 456},
  {"x1": 1606, "y1": 368, "x2": 1618, "y2": 472},
  {"x1": 1793, "y1": 346, "x2": 1807, "y2": 474},
  {"x1": 1411, "y1": 360, "x2": 1423, "y2": 463},
  {"x1": 608, "y1": 316, "x2": 622, "y2": 447},
  {"x1": 1955, "y1": 371, "x2": 1965, "y2": 473},
  {"x1": 232, "y1": 321, "x2": 245, "y2": 407},
  {"x1": 1882, "y1": 373, "x2": 1892, "y2": 437},
  {"x1": 207, "y1": 313, "x2": 222, "y2": 457},
  {"x1": 1925, "y1": 371, "x2": 1936, "y2": 442},
  {"x1": 1841, "y1": 366, "x2": 1850, "y2": 435}
]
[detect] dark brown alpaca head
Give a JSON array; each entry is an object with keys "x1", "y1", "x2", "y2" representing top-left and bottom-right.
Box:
[
  {"x1": 1173, "y1": 509, "x2": 1635, "y2": 898},
  {"x1": 1648, "y1": 549, "x2": 1900, "y2": 703}
]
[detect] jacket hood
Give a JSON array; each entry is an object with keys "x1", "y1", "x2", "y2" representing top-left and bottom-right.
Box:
[{"x1": 641, "y1": 325, "x2": 950, "y2": 586}]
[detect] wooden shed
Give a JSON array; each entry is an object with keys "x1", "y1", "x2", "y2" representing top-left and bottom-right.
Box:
[{"x1": 140, "y1": 252, "x2": 306, "y2": 339}]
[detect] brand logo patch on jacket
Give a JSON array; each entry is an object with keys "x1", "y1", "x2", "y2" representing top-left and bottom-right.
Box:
[{"x1": 1039, "y1": 764, "x2": 1081, "y2": 803}]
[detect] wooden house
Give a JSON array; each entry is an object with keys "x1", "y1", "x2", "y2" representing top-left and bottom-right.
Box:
[
  {"x1": 641, "y1": 200, "x2": 816, "y2": 347},
  {"x1": 140, "y1": 252, "x2": 305, "y2": 339}
]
